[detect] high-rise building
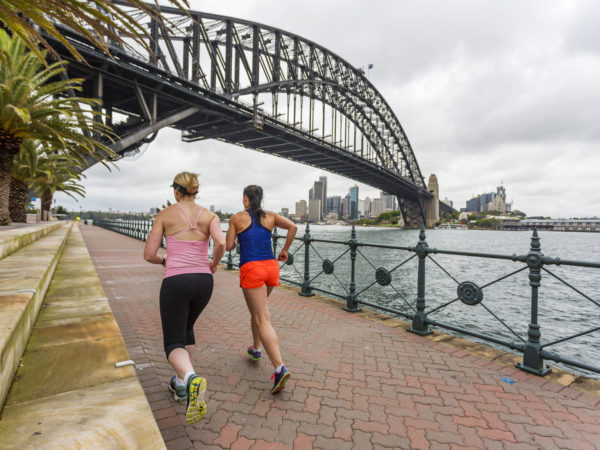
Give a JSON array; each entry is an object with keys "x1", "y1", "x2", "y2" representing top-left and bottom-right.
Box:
[
  {"x1": 349, "y1": 185, "x2": 359, "y2": 220},
  {"x1": 342, "y1": 194, "x2": 351, "y2": 219},
  {"x1": 295, "y1": 200, "x2": 307, "y2": 221},
  {"x1": 308, "y1": 199, "x2": 321, "y2": 222},
  {"x1": 466, "y1": 196, "x2": 481, "y2": 213},
  {"x1": 319, "y1": 176, "x2": 327, "y2": 216},
  {"x1": 380, "y1": 192, "x2": 396, "y2": 210},
  {"x1": 313, "y1": 181, "x2": 325, "y2": 219},
  {"x1": 371, "y1": 198, "x2": 385, "y2": 218},
  {"x1": 280, "y1": 208, "x2": 289, "y2": 218},
  {"x1": 363, "y1": 197, "x2": 372, "y2": 218},
  {"x1": 327, "y1": 196, "x2": 341, "y2": 218},
  {"x1": 309, "y1": 187, "x2": 314, "y2": 201}
]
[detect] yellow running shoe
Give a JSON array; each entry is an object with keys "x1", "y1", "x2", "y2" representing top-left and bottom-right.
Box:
[{"x1": 185, "y1": 375, "x2": 207, "y2": 424}]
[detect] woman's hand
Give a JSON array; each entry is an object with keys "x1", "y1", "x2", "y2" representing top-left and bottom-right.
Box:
[
  {"x1": 210, "y1": 259, "x2": 219, "y2": 274},
  {"x1": 277, "y1": 250, "x2": 288, "y2": 263}
]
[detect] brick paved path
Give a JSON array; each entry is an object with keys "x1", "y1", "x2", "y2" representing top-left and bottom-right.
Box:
[{"x1": 79, "y1": 225, "x2": 600, "y2": 449}]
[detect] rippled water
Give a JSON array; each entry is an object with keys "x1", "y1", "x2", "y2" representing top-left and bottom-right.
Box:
[{"x1": 268, "y1": 225, "x2": 600, "y2": 379}]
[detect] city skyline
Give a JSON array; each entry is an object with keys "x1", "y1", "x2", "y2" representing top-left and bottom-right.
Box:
[{"x1": 53, "y1": 0, "x2": 600, "y2": 218}]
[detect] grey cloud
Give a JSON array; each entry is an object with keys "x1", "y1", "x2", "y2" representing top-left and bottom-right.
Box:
[{"x1": 55, "y1": 0, "x2": 600, "y2": 218}]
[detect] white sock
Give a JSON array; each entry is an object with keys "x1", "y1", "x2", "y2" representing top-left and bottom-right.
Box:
[
  {"x1": 275, "y1": 364, "x2": 284, "y2": 374},
  {"x1": 253, "y1": 347, "x2": 261, "y2": 352},
  {"x1": 183, "y1": 371, "x2": 195, "y2": 385},
  {"x1": 175, "y1": 376, "x2": 185, "y2": 386}
]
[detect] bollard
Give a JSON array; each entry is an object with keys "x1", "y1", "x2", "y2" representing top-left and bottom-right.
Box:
[
  {"x1": 409, "y1": 224, "x2": 432, "y2": 335},
  {"x1": 517, "y1": 229, "x2": 551, "y2": 375},
  {"x1": 299, "y1": 224, "x2": 314, "y2": 297},
  {"x1": 227, "y1": 251, "x2": 233, "y2": 270},
  {"x1": 344, "y1": 224, "x2": 361, "y2": 312}
]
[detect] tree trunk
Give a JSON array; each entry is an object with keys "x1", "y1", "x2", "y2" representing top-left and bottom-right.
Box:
[
  {"x1": 0, "y1": 132, "x2": 22, "y2": 225},
  {"x1": 41, "y1": 190, "x2": 53, "y2": 220},
  {"x1": 9, "y1": 178, "x2": 28, "y2": 223}
]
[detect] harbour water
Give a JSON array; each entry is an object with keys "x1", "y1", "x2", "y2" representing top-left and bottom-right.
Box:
[{"x1": 273, "y1": 225, "x2": 600, "y2": 379}]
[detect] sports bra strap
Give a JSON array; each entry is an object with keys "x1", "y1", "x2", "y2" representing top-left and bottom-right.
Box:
[
  {"x1": 175, "y1": 202, "x2": 194, "y2": 229},
  {"x1": 170, "y1": 203, "x2": 208, "y2": 238}
]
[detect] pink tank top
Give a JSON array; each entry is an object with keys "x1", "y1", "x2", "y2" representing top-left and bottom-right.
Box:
[{"x1": 164, "y1": 203, "x2": 211, "y2": 279}]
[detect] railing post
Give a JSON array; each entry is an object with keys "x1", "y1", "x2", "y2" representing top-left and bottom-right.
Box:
[
  {"x1": 517, "y1": 228, "x2": 551, "y2": 375},
  {"x1": 226, "y1": 251, "x2": 233, "y2": 270},
  {"x1": 344, "y1": 224, "x2": 361, "y2": 312},
  {"x1": 272, "y1": 226, "x2": 278, "y2": 257},
  {"x1": 409, "y1": 224, "x2": 432, "y2": 335},
  {"x1": 299, "y1": 224, "x2": 314, "y2": 297}
]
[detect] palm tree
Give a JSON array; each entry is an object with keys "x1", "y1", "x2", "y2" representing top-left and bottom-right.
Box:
[
  {"x1": 8, "y1": 140, "x2": 39, "y2": 223},
  {"x1": 0, "y1": 29, "x2": 114, "y2": 225},
  {"x1": 0, "y1": 0, "x2": 190, "y2": 64},
  {"x1": 29, "y1": 153, "x2": 87, "y2": 219}
]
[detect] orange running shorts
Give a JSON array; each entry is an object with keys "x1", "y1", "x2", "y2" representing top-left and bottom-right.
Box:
[{"x1": 240, "y1": 259, "x2": 280, "y2": 289}]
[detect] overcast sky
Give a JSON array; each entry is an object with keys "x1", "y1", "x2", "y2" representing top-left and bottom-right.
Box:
[{"x1": 55, "y1": 0, "x2": 600, "y2": 218}]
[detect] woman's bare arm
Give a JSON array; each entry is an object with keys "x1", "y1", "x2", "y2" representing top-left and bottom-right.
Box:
[
  {"x1": 225, "y1": 214, "x2": 238, "y2": 252},
  {"x1": 209, "y1": 215, "x2": 226, "y2": 273},
  {"x1": 144, "y1": 215, "x2": 166, "y2": 265},
  {"x1": 273, "y1": 214, "x2": 297, "y2": 262}
]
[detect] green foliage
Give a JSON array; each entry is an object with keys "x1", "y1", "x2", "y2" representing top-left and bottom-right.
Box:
[
  {"x1": 474, "y1": 218, "x2": 500, "y2": 228},
  {"x1": 0, "y1": 0, "x2": 191, "y2": 64},
  {"x1": 54, "y1": 205, "x2": 68, "y2": 215}
]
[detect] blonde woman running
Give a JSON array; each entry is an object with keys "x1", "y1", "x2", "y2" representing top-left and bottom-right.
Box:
[{"x1": 144, "y1": 172, "x2": 225, "y2": 423}]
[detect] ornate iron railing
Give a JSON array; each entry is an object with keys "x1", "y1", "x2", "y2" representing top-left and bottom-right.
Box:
[{"x1": 93, "y1": 219, "x2": 600, "y2": 377}]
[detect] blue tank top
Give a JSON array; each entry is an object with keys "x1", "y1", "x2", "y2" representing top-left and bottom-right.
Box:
[{"x1": 237, "y1": 210, "x2": 275, "y2": 267}]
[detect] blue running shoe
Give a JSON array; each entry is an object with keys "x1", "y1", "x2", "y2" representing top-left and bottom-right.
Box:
[
  {"x1": 186, "y1": 375, "x2": 207, "y2": 424},
  {"x1": 247, "y1": 346, "x2": 261, "y2": 361},
  {"x1": 270, "y1": 366, "x2": 291, "y2": 394},
  {"x1": 168, "y1": 376, "x2": 187, "y2": 402}
]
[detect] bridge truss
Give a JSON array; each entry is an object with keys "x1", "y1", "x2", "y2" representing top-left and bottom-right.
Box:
[{"x1": 51, "y1": 1, "x2": 449, "y2": 226}]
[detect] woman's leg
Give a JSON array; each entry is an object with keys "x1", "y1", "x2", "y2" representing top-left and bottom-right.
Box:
[
  {"x1": 168, "y1": 348, "x2": 194, "y2": 380},
  {"x1": 242, "y1": 285, "x2": 283, "y2": 368},
  {"x1": 160, "y1": 275, "x2": 197, "y2": 380},
  {"x1": 250, "y1": 319, "x2": 261, "y2": 350}
]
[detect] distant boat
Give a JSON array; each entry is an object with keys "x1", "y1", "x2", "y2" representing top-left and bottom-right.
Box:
[{"x1": 435, "y1": 223, "x2": 468, "y2": 230}]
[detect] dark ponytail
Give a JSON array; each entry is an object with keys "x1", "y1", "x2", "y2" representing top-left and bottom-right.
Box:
[{"x1": 243, "y1": 185, "x2": 265, "y2": 220}]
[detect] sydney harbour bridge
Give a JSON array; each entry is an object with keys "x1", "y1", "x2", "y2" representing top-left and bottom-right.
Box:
[{"x1": 52, "y1": 1, "x2": 451, "y2": 227}]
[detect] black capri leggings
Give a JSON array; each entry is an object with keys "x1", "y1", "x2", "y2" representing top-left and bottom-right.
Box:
[{"x1": 159, "y1": 273, "x2": 213, "y2": 358}]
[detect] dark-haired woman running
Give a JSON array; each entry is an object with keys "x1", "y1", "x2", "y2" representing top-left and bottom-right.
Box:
[{"x1": 226, "y1": 185, "x2": 297, "y2": 394}]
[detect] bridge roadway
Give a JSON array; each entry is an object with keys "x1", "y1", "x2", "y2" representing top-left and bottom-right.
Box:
[{"x1": 79, "y1": 224, "x2": 600, "y2": 449}]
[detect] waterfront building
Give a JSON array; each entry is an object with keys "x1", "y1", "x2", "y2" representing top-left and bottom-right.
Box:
[
  {"x1": 488, "y1": 196, "x2": 507, "y2": 214},
  {"x1": 363, "y1": 197, "x2": 372, "y2": 218},
  {"x1": 466, "y1": 196, "x2": 481, "y2": 213},
  {"x1": 327, "y1": 195, "x2": 341, "y2": 217},
  {"x1": 380, "y1": 191, "x2": 396, "y2": 210},
  {"x1": 349, "y1": 185, "x2": 359, "y2": 220},
  {"x1": 342, "y1": 194, "x2": 351, "y2": 219},
  {"x1": 325, "y1": 212, "x2": 339, "y2": 224},
  {"x1": 308, "y1": 199, "x2": 321, "y2": 222},
  {"x1": 280, "y1": 208, "x2": 289, "y2": 218},
  {"x1": 358, "y1": 199, "x2": 365, "y2": 218},
  {"x1": 319, "y1": 176, "x2": 328, "y2": 217},
  {"x1": 295, "y1": 200, "x2": 307, "y2": 221},
  {"x1": 308, "y1": 187, "x2": 313, "y2": 201},
  {"x1": 313, "y1": 181, "x2": 325, "y2": 219},
  {"x1": 370, "y1": 198, "x2": 385, "y2": 218}
]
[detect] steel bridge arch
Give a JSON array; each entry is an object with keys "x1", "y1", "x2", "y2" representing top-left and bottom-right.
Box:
[{"x1": 50, "y1": 1, "x2": 446, "y2": 225}]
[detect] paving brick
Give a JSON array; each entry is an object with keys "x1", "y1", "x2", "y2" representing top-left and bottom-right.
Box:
[
  {"x1": 79, "y1": 225, "x2": 600, "y2": 450},
  {"x1": 213, "y1": 424, "x2": 242, "y2": 448},
  {"x1": 292, "y1": 433, "x2": 315, "y2": 449}
]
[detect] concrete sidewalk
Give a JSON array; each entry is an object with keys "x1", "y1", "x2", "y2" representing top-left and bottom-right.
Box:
[{"x1": 80, "y1": 224, "x2": 600, "y2": 449}]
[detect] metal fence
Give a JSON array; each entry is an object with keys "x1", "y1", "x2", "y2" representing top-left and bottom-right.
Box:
[{"x1": 94, "y1": 219, "x2": 600, "y2": 377}]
